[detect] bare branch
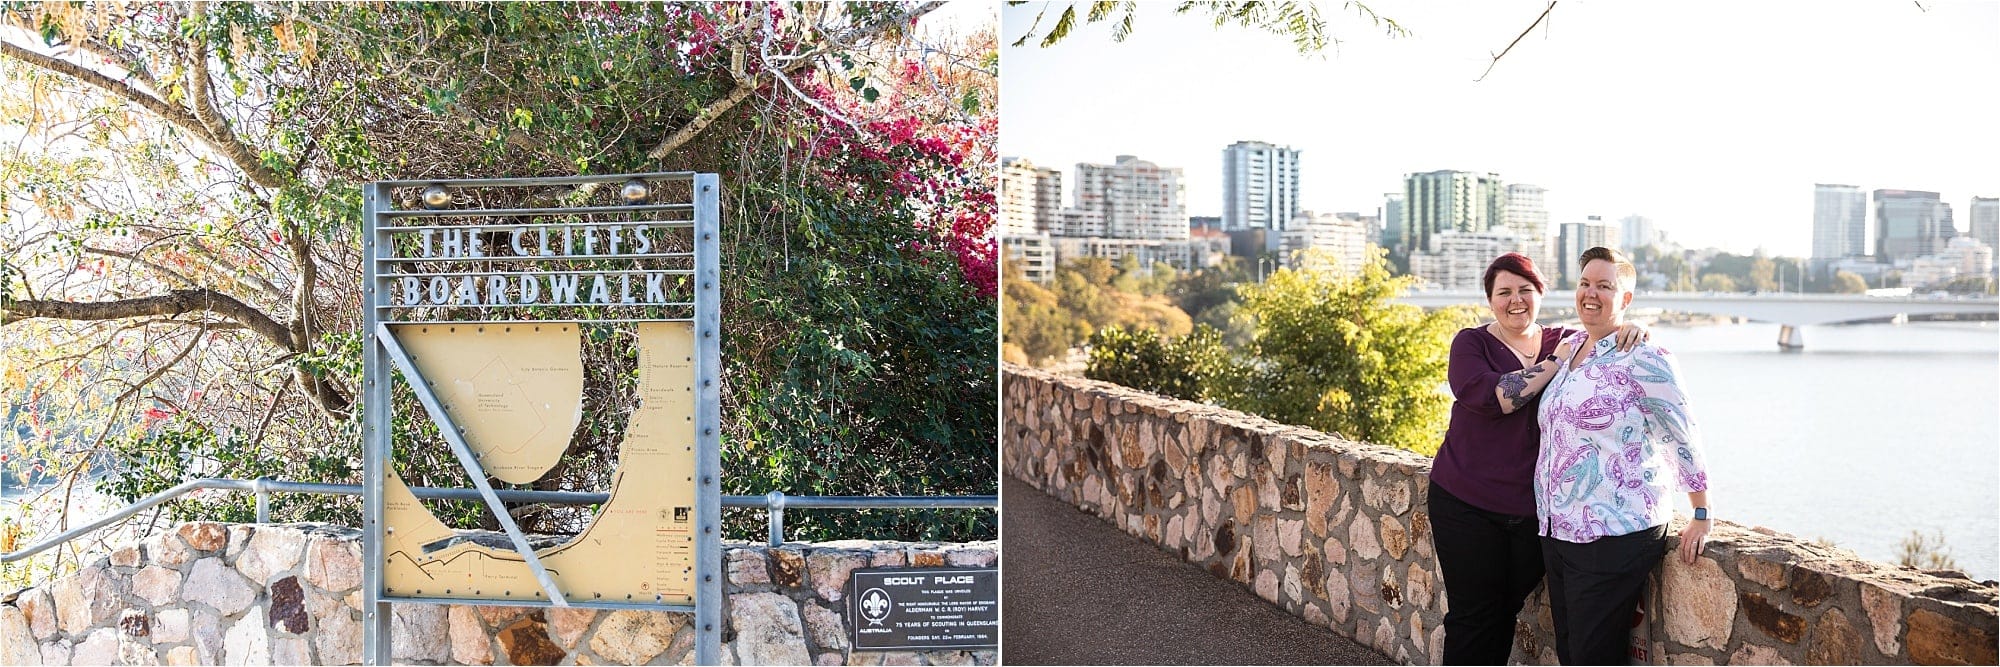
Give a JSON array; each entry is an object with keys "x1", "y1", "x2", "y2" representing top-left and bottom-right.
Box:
[
  {"x1": 114, "y1": 328, "x2": 202, "y2": 403},
  {"x1": 0, "y1": 37, "x2": 284, "y2": 190},
  {"x1": 1, "y1": 289, "x2": 294, "y2": 350},
  {"x1": 82, "y1": 245, "x2": 199, "y2": 289},
  {"x1": 1476, "y1": 0, "x2": 1556, "y2": 83}
]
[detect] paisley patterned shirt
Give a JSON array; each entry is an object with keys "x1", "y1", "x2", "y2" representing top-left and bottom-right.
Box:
[{"x1": 1535, "y1": 331, "x2": 1709, "y2": 543}]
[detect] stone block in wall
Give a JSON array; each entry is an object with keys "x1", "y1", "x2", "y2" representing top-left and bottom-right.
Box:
[
  {"x1": 496, "y1": 616, "x2": 566, "y2": 666},
  {"x1": 224, "y1": 606, "x2": 272, "y2": 665},
  {"x1": 800, "y1": 602, "x2": 849, "y2": 652},
  {"x1": 1806, "y1": 607, "x2": 1862, "y2": 665},
  {"x1": 143, "y1": 533, "x2": 193, "y2": 567},
  {"x1": 0, "y1": 605, "x2": 39, "y2": 665},
  {"x1": 131, "y1": 566, "x2": 181, "y2": 607},
  {"x1": 729, "y1": 592, "x2": 811, "y2": 666},
  {"x1": 589, "y1": 610, "x2": 682, "y2": 665},
  {"x1": 547, "y1": 606, "x2": 597, "y2": 650},
  {"x1": 53, "y1": 565, "x2": 121, "y2": 635},
  {"x1": 184, "y1": 557, "x2": 257, "y2": 617},
  {"x1": 1905, "y1": 607, "x2": 1998, "y2": 665},
  {"x1": 16, "y1": 586, "x2": 55, "y2": 641},
  {"x1": 807, "y1": 550, "x2": 870, "y2": 602},
  {"x1": 152, "y1": 608, "x2": 189, "y2": 645},
  {"x1": 1662, "y1": 554, "x2": 1736, "y2": 651},
  {"x1": 175, "y1": 522, "x2": 228, "y2": 552},
  {"x1": 390, "y1": 602, "x2": 449, "y2": 663},
  {"x1": 447, "y1": 604, "x2": 494, "y2": 665},
  {"x1": 69, "y1": 628, "x2": 117, "y2": 666},
  {"x1": 302, "y1": 532, "x2": 362, "y2": 593},
  {"x1": 236, "y1": 526, "x2": 305, "y2": 585}
]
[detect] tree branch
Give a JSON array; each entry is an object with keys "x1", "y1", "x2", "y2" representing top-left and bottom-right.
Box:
[
  {"x1": 2, "y1": 289, "x2": 293, "y2": 349},
  {"x1": 0, "y1": 33, "x2": 286, "y2": 190},
  {"x1": 642, "y1": 1, "x2": 947, "y2": 162},
  {"x1": 1476, "y1": 0, "x2": 1555, "y2": 83},
  {"x1": 82, "y1": 245, "x2": 199, "y2": 289}
]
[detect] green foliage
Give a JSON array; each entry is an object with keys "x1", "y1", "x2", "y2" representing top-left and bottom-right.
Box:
[
  {"x1": 1084, "y1": 325, "x2": 1235, "y2": 403},
  {"x1": 1698, "y1": 273, "x2": 1738, "y2": 293},
  {"x1": 1007, "y1": 1, "x2": 1405, "y2": 54},
  {"x1": 1079, "y1": 250, "x2": 1474, "y2": 455},
  {"x1": 1232, "y1": 252, "x2": 1473, "y2": 455}
]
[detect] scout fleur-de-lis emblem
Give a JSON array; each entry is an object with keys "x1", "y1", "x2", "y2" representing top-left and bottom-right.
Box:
[{"x1": 861, "y1": 588, "x2": 892, "y2": 625}]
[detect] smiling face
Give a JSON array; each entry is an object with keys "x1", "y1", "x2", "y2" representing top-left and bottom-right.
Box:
[
  {"x1": 1487, "y1": 270, "x2": 1542, "y2": 332},
  {"x1": 1575, "y1": 258, "x2": 1634, "y2": 328}
]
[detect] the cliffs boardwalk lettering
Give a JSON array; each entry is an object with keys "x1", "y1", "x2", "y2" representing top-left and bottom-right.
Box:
[{"x1": 847, "y1": 568, "x2": 998, "y2": 651}]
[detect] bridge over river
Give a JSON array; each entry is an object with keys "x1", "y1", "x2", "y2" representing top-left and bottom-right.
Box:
[{"x1": 1395, "y1": 291, "x2": 1999, "y2": 348}]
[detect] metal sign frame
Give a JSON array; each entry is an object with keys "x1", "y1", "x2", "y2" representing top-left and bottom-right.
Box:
[{"x1": 360, "y1": 173, "x2": 722, "y2": 664}]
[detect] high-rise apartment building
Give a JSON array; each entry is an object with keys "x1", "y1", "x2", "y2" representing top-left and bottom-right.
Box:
[
  {"x1": 1556, "y1": 218, "x2": 1620, "y2": 287},
  {"x1": 1970, "y1": 196, "x2": 1999, "y2": 253},
  {"x1": 1381, "y1": 193, "x2": 1404, "y2": 250},
  {"x1": 1874, "y1": 190, "x2": 1952, "y2": 263},
  {"x1": 1619, "y1": 215, "x2": 1660, "y2": 252},
  {"x1": 1222, "y1": 141, "x2": 1301, "y2": 234},
  {"x1": 1280, "y1": 211, "x2": 1371, "y2": 275},
  {"x1": 1503, "y1": 184, "x2": 1549, "y2": 268},
  {"x1": 1075, "y1": 155, "x2": 1188, "y2": 241},
  {"x1": 1401, "y1": 170, "x2": 1506, "y2": 255},
  {"x1": 1812, "y1": 184, "x2": 1868, "y2": 261},
  {"x1": 1000, "y1": 157, "x2": 1063, "y2": 236},
  {"x1": 1409, "y1": 230, "x2": 1524, "y2": 291}
]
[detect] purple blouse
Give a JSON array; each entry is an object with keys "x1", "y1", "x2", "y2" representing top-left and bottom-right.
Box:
[{"x1": 1431, "y1": 325, "x2": 1576, "y2": 517}]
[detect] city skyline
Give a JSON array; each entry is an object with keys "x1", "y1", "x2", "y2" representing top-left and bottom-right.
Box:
[{"x1": 998, "y1": 1, "x2": 2000, "y2": 257}]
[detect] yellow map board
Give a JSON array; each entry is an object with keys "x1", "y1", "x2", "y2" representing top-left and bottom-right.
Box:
[
  {"x1": 383, "y1": 321, "x2": 698, "y2": 605},
  {"x1": 392, "y1": 323, "x2": 585, "y2": 484}
]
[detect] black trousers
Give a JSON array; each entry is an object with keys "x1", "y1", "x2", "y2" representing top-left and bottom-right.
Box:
[
  {"x1": 1427, "y1": 481, "x2": 1545, "y2": 666},
  {"x1": 1541, "y1": 525, "x2": 1668, "y2": 666}
]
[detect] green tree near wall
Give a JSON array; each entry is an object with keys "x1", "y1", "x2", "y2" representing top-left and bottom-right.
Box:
[{"x1": 1088, "y1": 250, "x2": 1473, "y2": 455}]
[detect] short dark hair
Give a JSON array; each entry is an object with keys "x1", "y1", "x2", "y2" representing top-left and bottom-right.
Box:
[
  {"x1": 1483, "y1": 252, "x2": 1546, "y2": 297},
  {"x1": 1578, "y1": 246, "x2": 1637, "y2": 289}
]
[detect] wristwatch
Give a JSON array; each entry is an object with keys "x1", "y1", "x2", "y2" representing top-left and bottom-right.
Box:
[{"x1": 1693, "y1": 507, "x2": 1709, "y2": 521}]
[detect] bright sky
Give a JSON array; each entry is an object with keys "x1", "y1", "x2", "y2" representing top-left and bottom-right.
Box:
[{"x1": 998, "y1": 0, "x2": 2000, "y2": 257}]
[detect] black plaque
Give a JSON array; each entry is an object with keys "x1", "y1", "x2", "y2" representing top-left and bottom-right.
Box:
[{"x1": 847, "y1": 567, "x2": 998, "y2": 650}]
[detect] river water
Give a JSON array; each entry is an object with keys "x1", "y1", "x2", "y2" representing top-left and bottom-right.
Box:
[{"x1": 1646, "y1": 320, "x2": 1997, "y2": 581}]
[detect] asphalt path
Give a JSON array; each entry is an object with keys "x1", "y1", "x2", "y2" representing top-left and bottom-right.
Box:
[{"x1": 1002, "y1": 475, "x2": 1389, "y2": 665}]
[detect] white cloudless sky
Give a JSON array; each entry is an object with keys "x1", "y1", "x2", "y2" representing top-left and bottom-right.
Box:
[{"x1": 997, "y1": 0, "x2": 2000, "y2": 257}]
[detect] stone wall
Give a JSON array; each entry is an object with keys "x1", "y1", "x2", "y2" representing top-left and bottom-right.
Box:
[
  {"x1": 0, "y1": 523, "x2": 996, "y2": 666},
  {"x1": 1001, "y1": 364, "x2": 1998, "y2": 665}
]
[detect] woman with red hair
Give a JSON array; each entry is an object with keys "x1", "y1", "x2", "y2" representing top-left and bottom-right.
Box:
[{"x1": 1426, "y1": 252, "x2": 1645, "y2": 664}]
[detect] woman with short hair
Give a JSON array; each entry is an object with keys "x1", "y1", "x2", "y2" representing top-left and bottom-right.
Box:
[{"x1": 1536, "y1": 246, "x2": 1712, "y2": 665}]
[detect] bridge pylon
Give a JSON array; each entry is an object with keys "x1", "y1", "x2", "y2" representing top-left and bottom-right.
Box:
[{"x1": 1778, "y1": 324, "x2": 1805, "y2": 351}]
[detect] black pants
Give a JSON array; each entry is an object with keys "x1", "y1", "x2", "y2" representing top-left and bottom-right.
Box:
[
  {"x1": 1541, "y1": 525, "x2": 1668, "y2": 665},
  {"x1": 1427, "y1": 481, "x2": 1545, "y2": 665}
]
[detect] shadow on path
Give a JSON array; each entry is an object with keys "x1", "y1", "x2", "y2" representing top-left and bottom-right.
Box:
[{"x1": 1002, "y1": 475, "x2": 1389, "y2": 665}]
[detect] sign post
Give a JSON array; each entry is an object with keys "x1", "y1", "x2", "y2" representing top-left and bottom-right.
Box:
[{"x1": 360, "y1": 173, "x2": 722, "y2": 664}]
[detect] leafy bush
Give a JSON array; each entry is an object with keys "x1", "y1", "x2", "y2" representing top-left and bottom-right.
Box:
[{"x1": 1085, "y1": 325, "x2": 1235, "y2": 403}]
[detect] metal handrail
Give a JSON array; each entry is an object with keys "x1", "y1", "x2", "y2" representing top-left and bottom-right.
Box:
[{"x1": 1, "y1": 477, "x2": 997, "y2": 564}]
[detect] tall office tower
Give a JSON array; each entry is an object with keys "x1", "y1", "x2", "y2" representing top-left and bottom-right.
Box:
[
  {"x1": 1619, "y1": 215, "x2": 1660, "y2": 252},
  {"x1": 1381, "y1": 193, "x2": 1405, "y2": 250},
  {"x1": 1874, "y1": 190, "x2": 1952, "y2": 262},
  {"x1": 999, "y1": 157, "x2": 1062, "y2": 235},
  {"x1": 1402, "y1": 170, "x2": 1506, "y2": 255},
  {"x1": 1075, "y1": 155, "x2": 1189, "y2": 241},
  {"x1": 1280, "y1": 211, "x2": 1371, "y2": 275},
  {"x1": 1970, "y1": 197, "x2": 1998, "y2": 253},
  {"x1": 1811, "y1": 184, "x2": 1869, "y2": 261},
  {"x1": 1221, "y1": 141, "x2": 1302, "y2": 234},
  {"x1": 1556, "y1": 218, "x2": 1619, "y2": 287},
  {"x1": 1504, "y1": 184, "x2": 1550, "y2": 268}
]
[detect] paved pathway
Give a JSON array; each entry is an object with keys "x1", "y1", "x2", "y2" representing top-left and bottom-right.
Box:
[{"x1": 1002, "y1": 475, "x2": 1389, "y2": 665}]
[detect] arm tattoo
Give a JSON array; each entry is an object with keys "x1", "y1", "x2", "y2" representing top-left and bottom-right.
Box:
[{"x1": 1499, "y1": 363, "x2": 1545, "y2": 411}]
